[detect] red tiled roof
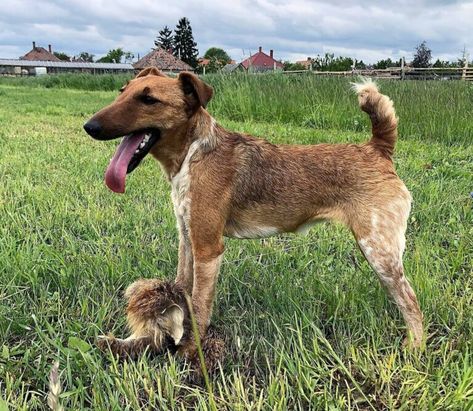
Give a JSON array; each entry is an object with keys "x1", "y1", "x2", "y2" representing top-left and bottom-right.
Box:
[
  {"x1": 133, "y1": 48, "x2": 193, "y2": 71},
  {"x1": 241, "y1": 50, "x2": 283, "y2": 70},
  {"x1": 20, "y1": 47, "x2": 61, "y2": 62}
]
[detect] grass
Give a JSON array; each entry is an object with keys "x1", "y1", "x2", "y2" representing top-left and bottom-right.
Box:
[{"x1": 0, "y1": 75, "x2": 472, "y2": 410}]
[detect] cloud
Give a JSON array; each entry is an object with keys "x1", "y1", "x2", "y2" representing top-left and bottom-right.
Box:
[{"x1": 0, "y1": 0, "x2": 471, "y2": 63}]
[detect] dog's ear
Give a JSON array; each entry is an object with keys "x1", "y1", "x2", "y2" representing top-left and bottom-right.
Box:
[
  {"x1": 135, "y1": 67, "x2": 166, "y2": 78},
  {"x1": 179, "y1": 71, "x2": 213, "y2": 109}
]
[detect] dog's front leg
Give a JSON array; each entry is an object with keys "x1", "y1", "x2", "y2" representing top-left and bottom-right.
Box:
[
  {"x1": 175, "y1": 217, "x2": 194, "y2": 293},
  {"x1": 178, "y1": 235, "x2": 224, "y2": 358}
]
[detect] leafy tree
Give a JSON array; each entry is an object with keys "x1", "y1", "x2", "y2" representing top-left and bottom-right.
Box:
[
  {"x1": 155, "y1": 26, "x2": 173, "y2": 51},
  {"x1": 203, "y1": 47, "x2": 231, "y2": 64},
  {"x1": 310, "y1": 53, "x2": 353, "y2": 71},
  {"x1": 53, "y1": 52, "x2": 70, "y2": 61},
  {"x1": 76, "y1": 52, "x2": 94, "y2": 62},
  {"x1": 412, "y1": 41, "x2": 432, "y2": 68},
  {"x1": 282, "y1": 61, "x2": 307, "y2": 71},
  {"x1": 373, "y1": 58, "x2": 401, "y2": 69},
  {"x1": 123, "y1": 51, "x2": 135, "y2": 63},
  {"x1": 198, "y1": 48, "x2": 232, "y2": 73},
  {"x1": 356, "y1": 60, "x2": 367, "y2": 69},
  {"x1": 173, "y1": 17, "x2": 198, "y2": 67},
  {"x1": 432, "y1": 59, "x2": 457, "y2": 68},
  {"x1": 97, "y1": 48, "x2": 133, "y2": 63}
]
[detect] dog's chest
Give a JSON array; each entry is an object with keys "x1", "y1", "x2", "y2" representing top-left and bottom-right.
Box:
[{"x1": 171, "y1": 141, "x2": 201, "y2": 223}]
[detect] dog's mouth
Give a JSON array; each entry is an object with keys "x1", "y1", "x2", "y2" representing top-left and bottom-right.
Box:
[{"x1": 105, "y1": 129, "x2": 161, "y2": 193}]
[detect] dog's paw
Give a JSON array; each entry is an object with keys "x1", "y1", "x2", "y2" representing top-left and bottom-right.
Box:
[
  {"x1": 182, "y1": 327, "x2": 226, "y2": 377},
  {"x1": 200, "y1": 328, "x2": 225, "y2": 373}
]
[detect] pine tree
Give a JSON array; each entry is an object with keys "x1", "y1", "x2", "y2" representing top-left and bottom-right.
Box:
[
  {"x1": 155, "y1": 26, "x2": 173, "y2": 52},
  {"x1": 173, "y1": 17, "x2": 198, "y2": 67},
  {"x1": 412, "y1": 41, "x2": 432, "y2": 68}
]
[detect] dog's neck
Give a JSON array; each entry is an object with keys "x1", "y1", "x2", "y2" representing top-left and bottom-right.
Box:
[{"x1": 151, "y1": 108, "x2": 218, "y2": 180}]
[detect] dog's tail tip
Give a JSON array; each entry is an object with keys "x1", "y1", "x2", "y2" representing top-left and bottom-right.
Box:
[
  {"x1": 350, "y1": 77, "x2": 378, "y2": 95},
  {"x1": 352, "y1": 77, "x2": 398, "y2": 158}
]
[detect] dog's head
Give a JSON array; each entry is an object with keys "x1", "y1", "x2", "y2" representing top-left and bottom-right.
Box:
[{"x1": 83, "y1": 68, "x2": 213, "y2": 193}]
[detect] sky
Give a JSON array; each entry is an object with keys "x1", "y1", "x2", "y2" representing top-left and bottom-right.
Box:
[{"x1": 1, "y1": 0, "x2": 472, "y2": 64}]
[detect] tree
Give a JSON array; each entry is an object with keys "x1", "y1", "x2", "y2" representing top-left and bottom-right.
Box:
[
  {"x1": 123, "y1": 51, "x2": 135, "y2": 63},
  {"x1": 76, "y1": 52, "x2": 94, "y2": 62},
  {"x1": 432, "y1": 59, "x2": 457, "y2": 68},
  {"x1": 155, "y1": 26, "x2": 174, "y2": 51},
  {"x1": 198, "y1": 47, "x2": 232, "y2": 73},
  {"x1": 310, "y1": 53, "x2": 353, "y2": 71},
  {"x1": 53, "y1": 52, "x2": 70, "y2": 61},
  {"x1": 373, "y1": 58, "x2": 401, "y2": 69},
  {"x1": 412, "y1": 41, "x2": 432, "y2": 68},
  {"x1": 282, "y1": 61, "x2": 307, "y2": 71},
  {"x1": 96, "y1": 48, "x2": 133, "y2": 63},
  {"x1": 173, "y1": 17, "x2": 198, "y2": 67},
  {"x1": 203, "y1": 47, "x2": 231, "y2": 64}
]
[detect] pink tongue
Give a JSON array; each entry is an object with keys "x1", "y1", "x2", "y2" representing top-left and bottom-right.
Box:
[{"x1": 105, "y1": 133, "x2": 145, "y2": 193}]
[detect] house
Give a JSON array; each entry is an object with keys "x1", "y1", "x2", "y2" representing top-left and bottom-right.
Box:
[
  {"x1": 20, "y1": 42, "x2": 61, "y2": 62},
  {"x1": 241, "y1": 47, "x2": 283, "y2": 72},
  {"x1": 199, "y1": 58, "x2": 236, "y2": 67},
  {"x1": 295, "y1": 57, "x2": 312, "y2": 70},
  {"x1": 0, "y1": 59, "x2": 134, "y2": 76},
  {"x1": 221, "y1": 63, "x2": 246, "y2": 73},
  {"x1": 133, "y1": 48, "x2": 193, "y2": 73},
  {"x1": 199, "y1": 57, "x2": 237, "y2": 73}
]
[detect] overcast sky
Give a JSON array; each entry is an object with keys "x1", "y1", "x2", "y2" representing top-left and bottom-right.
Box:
[{"x1": 1, "y1": 0, "x2": 472, "y2": 63}]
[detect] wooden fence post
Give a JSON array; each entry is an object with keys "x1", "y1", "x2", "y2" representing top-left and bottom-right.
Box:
[
  {"x1": 401, "y1": 57, "x2": 405, "y2": 80},
  {"x1": 462, "y1": 57, "x2": 468, "y2": 81}
]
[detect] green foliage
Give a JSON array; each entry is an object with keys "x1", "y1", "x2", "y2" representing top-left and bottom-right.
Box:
[
  {"x1": 356, "y1": 60, "x2": 367, "y2": 69},
  {"x1": 173, "y1": 17, "x2": 198, "y2": 67},
  {"x1": 154, "y1": 25, "x2": 173, "y2": 52},
  {"x1": 412, "y1": 41, "x2": 432, "y2": 68},
  {"x1": 53, "y1": 51, "x2": 70, "y2": 61},
  {"x1": 0, "y1": 73, "x2": 133, "y2": 91},
  {"x1": 310, "y1": 53, "x2": 354, "y2": 71},
  {"x1": 373, "y1": 58, "x2": 402, "y2": 69},
  {"x1": 76, "y1": 51, "x2": 95, "y2": 62},
  {"x1": 283, "y1": 61, "x2": 307, "y2": 71},
  {"x1": 0, "y1": 78, "x2": 472, "y2": 409},
  {"x1": 203, "y1": 47, "x2": 231, "y2": 63},
  {"x1": 432, "y1": 59, "x2": 460, "y2": 68},
  {"x1": 97, "y1": 48, "x2": 134, "y2": 64}
]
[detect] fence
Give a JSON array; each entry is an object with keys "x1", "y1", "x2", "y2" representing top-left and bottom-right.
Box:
[{"x1": 283, "y1": 62, "x2": 473, "y2": 81}]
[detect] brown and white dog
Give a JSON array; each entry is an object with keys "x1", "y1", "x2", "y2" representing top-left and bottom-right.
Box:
[{"x1": 84, "y1": 68, "x2": 423, "y2": 360}]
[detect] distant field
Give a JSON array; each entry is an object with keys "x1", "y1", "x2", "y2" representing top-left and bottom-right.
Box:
[{"x1": 0, "y1": 75, "x2": 472, "y2": 409}]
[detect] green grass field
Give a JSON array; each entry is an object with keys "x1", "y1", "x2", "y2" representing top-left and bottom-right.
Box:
[{"x1": 0, "y1": 75, "x2": 472, "y2": 410}]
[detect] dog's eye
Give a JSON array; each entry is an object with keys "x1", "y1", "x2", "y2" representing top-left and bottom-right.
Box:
[{"x1": 140, "y1": 95, "x2": 159, "y2": 105}]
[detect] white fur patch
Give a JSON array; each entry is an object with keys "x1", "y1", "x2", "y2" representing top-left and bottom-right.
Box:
[
  {"x1": 171, "y1": 140, "x2": 201, "y2": 227},
  {"x1": 351, "y1": 77, "x2": 378, "y2": 94},
  {"x1": 295, "y1": 220, "x2": 319, "y2": 235},
  {"x1": 225, "y1": 224, "x2": 281, "y2": 239}
]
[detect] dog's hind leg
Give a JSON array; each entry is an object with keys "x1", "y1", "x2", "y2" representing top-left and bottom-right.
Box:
[{"x1": 350, "y1": 192, "x2": 424, "y2": 347}]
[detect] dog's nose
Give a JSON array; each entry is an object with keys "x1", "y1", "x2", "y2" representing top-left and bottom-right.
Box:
[{"x1": 83, "y1": 119, "x2": 102, "y2": 138}]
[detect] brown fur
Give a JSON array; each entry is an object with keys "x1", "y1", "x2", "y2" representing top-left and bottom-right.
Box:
[{"x1": 88, "y1": 71, "x2": 424, "y2": 359}]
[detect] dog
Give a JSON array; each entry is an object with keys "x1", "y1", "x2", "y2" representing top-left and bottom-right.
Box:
[{"x1": 84, "y1": 68, "x2": 424, "y2": 361}]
